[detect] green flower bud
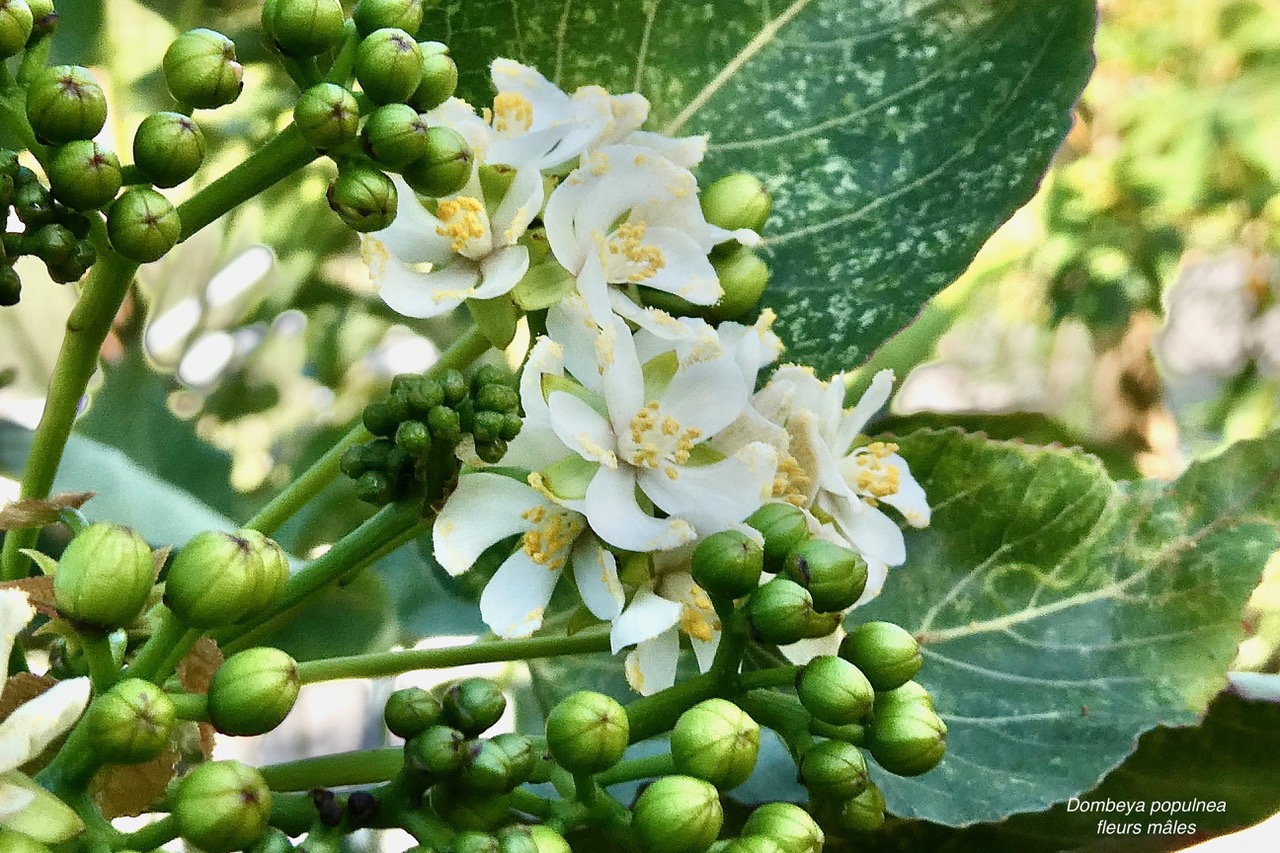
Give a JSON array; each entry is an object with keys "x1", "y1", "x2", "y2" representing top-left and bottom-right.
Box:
[
  {"x1": 633, "y1": 775, "x2": 723, "y2": 853},
  {"x1": 745, "y1": 578, "x2": 840, "y2": 646},
  {"x1": 174, "y1": 760, "x2": 271, "y2": 853},
  {"x1": 428, "y1": 786, "x2": 511, "y2": 831},
  {"x1": 442, "y1": 369, "x2": 468, "y2": 403},
  {"x1": 701, "y1": 173, "x2": 771, "y2": 234},
  {"x1": 133, "y1": 112, "x2": 205, "y2": 188},
  {"x1": 383, "y1": 686, "x2": 442, "y2": 738},
  {"x1": 545, "y1": 690, "x2": 628, "y2": 775},
  {"x1": 500, "y1": 413, "x2": 522, "y2": 441},
  {"x1": 328, "y1": 164, "x2": 397, "y2": 232},
  {"x1": 474, "y1": 382, "x2": 518, "y2": 413},
  {"x1": 0, "y1": 267, "x2": 19, "y2": 307},
  {"x1": 454, "y1": 832, "x2": 500, "y2": 853},
  {"x1": 207, "y1": 647, "x2": 300, "y2": 736},
  {"x1": 53, "y1": 522, "x2": 153, "y2": 629},
  {"x1": 0, "y1": 1, "x2": 33, "y2": 59},
  {"x1": 796, "y1": 655, "x2": 874, "y2": 726},
  {"x1": 709, "y1": 245, "x2": 769, "y2": 321},
  {"x1": 355, "y1": 470, "x2": 394, "y2": 504},
  {"x1": 799, "y1": 739, "x2": 869, "y2": 800},
  {"x1": 873, "y1": 680, "x2": 933, "y2": 715},
  {"x1": 0, "y1": 829, "x2": 53, "y2": 853},
  {"x1": 250, "y1": 828, "x2": 295, "y2": 853},
  {"x1": 741, "y1": 802, "x2": 824, "y2": 853},
  {"x1": 106, "y1": 187, "x2": 180, "y2": 263},
  {"x1": 294, "y1": 83, "x2": 360, "y2": 152},
  {"x1": 354, "y1": 0, "x2": 423, "y2": 37},
  {"x1": 528, "y1": 826, "x2": 571, "y2": 853},
  {"x1": 401, "y1": 125, "x2": 472, "y2": 196},
  {"x1": 691, "y1": 530, "x2": 763, "y2": 600},
  {"x1": 722, "y1": 839, "x2": 786, "y2": 853},
  {"x1": 45, "y1": 240, "x2": 95, "y2": 284},
  {"x1": 88, "y1": 678, "x2": 175, "y2": 764},
  {"x1": 460, "y1": 732, "x2": 535, "y2": 793},
  {"x1": 836, "y1": 781, "x2": 885, "y2": 832},
  {"x1": 426, "y1": 403, "x2": 461, "y2": 442},
  {"x1": 745, "y1": 504, "x2": 808, "y2": 572},
  {"x1": 782, "y1": 540, "x2": 866, "y2": 613},
  {"x1": 408, "y1": 43, "x2": 458, "y2": 112},
  {"x1": 26, "y1": 0, "x2": 54, "y2": 42},
  {"x1": 868, "y1": 702, "x2": 946, "y2": 776},
  {"x1": 238, "y1": 529, "x2": 290, "y2": 613},
  {"x1": 163, "y1": 29, "x2": 243, "y2": 110},
  {"x1": 672, "y1": 698, "x2": 760, "y2": 790},
  {"x1": 406, "y1": 378, "x2": 445, "y2": 415},
  {"x1": 496, "y1": 826, "x2": 539, "y2": 853},
  {"x1": 164, "y1": 530, "x2": 280, "y2": 628},
  {"x1": 26, "y1": 65, "x2": 107, "y2": 145},
  {"x1": 475, "y1": 438, "x2": 508, "y2": 464},
  {"x1": 363, "y1": 103, "x2": 430, "y2": 168},
  {"x1": 442, "y1": 677, "x2": 507, "y2": 737},
  {"x1": 355, "y1": 28, "x2": 423, "y2": 104},
  {"x1": 13, "y1": 172, "x2": 53, "y2": 226},
  {"x1": 26, "y1": 223, "x2": 78, "y2": 266},
  {"x1": 395, "y1": 419, "x2": 433, "y2": 456},
  {"x1": 406, "y1": 723, "x2": 467, "y2": 777},
  {"x1": 839, "y1": 621, "x2": 922, "y2": 691},
  {"x1": 47, "y1": 140, "x2": 121, "y2": 211},
  {"x1": 471, "y1": 410, "x2": 504, "y2": 444},
  {"x1": 267, "y1": 0, "x2": 344, "y2": 57}
]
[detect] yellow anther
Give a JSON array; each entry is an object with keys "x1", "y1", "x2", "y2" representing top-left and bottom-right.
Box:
[
  {"x1": 661, "y1": 417, "x2": 680, "y2": 436},
  {"x1": 679, "y1": 606, "x2": 716, "y2": 643},
  {"x1": 772, "y1": 455, "x2": 811, "y2": 505},
  {"x1": 491, "y1": 92, "x2": 534, "y2": 133},
  {"x1": 435, "y1": 196, "x2": 486, "y2": 252},
  {"x1": 519, "y1": 506, "x2": 585, "y2": 571},
  {"x1": 609, "y1": 222, "x2": 665, "y2": 282},
  {"x1": 853, "y1": 451, "x2": 901, "y2": 498}
]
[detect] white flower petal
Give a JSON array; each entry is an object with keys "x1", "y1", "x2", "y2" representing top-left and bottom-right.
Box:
[
  {"x1": 608, "y1": 291, "x2": 703, "y2": 341},
  {"x1": 0, "y1": 590, "x2": 34, "y2": 697},
  {"x1": 585, "y1": 465, "x2": 695, "y2": 552},
  {"x1": 625, "y1": 628, "x2": 681, "y2": 696},
  {"x1": 639, "y1": 443, "x2": 777, "y2": 534},
  {"x1": 837, "y1": 369, "x2": 895, "y2": 451},
  {"x1": 658, "y1": 356, "x2": 750, "y2": 439},
  {"x1": 0, "y1": 779, "x2": 35, "y2": 821},
  {"x1": 480, "y1": 550, "x2": 563, "y2": 638},
  {"x1": 623, "y1": 226, "x2": 720, "y2": 305},
  {"x1": 433, "y1": 473, "x2": 544, "y2": 575},
  {"x1": 572, "y1": 536, "x2": 624, "y2": 621},
  {"x1": 822, "y1": 492, "x2": 907, "y2": 569},
  {"x1": 625, "y1": 130, "x2": 707, "y2": 168},
  {"x1": 876, "y1": 453, "x2": 931, "y2": 528},
  {"x1": 611, "y1": 588, "x2": 683, "y2": 653},
  {"x1": 490, "y1": 167, "x2": 545, "y2": 245},
  {"x1": 0, "y1": 678, "x2": 90, "y2": 776},
  {"x1": 854, "y1": 558, "x2": 890, "y2": 608},
  {"x1": 598, "y1": 315, "x2": 646, "y2": 434},
  {"x1": 474, "y1": 245, "x2": 530, "y2": 300},
  {"x1": 548, "y1": 390, "x2": 617, "y2": 467},
  {"x1": 373, "y1": 179, "x2": 455, "y2": 265},
  {"x1": 546, "y1": 295, "x2": 605, "y2": 394},
  {"x1": 376, "y1": 256, "x2": 480, "y2": 319},
  {"x1": 544, "y1": 175, "x2": 592, "y2": 273},
  {"x1": 426, "y1": 98, "x2": 495, "y2": 161},
  {"x1": 778, "y1": 627, "x2": 845, "y2": 665}
]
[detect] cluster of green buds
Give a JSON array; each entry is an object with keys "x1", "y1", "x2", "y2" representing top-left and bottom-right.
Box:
[
  {"x1": 342, "y1": 364, "x2": 522, "y2": 505},
  {"x1": 256, "y1": 0, "x2": 468, "y2": 231}
]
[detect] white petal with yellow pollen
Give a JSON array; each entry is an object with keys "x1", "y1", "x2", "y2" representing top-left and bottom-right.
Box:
[
  {"x1": 427, "y1": 97, "x2": 494, "y2": 160},
  {"x1": 0, "y1": 677, "x2": 91, "y2": 776},
  {"x1": 657, "y1": 356, "x2": 750, "y2": 439},
  {"x1": 371, "y1": 180, "x2": 456, "y2": 265},
  {"x1": 833, "y1": 369, "x2": 895, "y2": 454},
  {"x1": 638, "y1": 443, "x2": 778, "y2": 534},
  {"x1": 625, "y1": 628, "x2": 681, "y2": 696},
  {"x1": 572, "y1": 536, "x2": 625, "y2": 621},
  {"x1": 611, "y1": 588, "x2": 683, "y2": 654},
  {"x1": 480, "y1": 549, "x2": 566, "y2": 638},
  {"x1": 585, "y1": 465, "x2": 694, "y2": 553},
  {"x1": 872, "y1": 452, "x2": 931, "y2": 528},
  {"x1": 545, "y1": 295, "x2": 605, "y2": 394},
  {"x1": 658, "y1": 572, "x2": 722, "y2": 672},
  {"x1": 489, "y1": 167, "x2": 544, "y2": 245},
  {"x1": 548, "y1": 391, "x2": 617, "y2": 468},
  {"x1": 474, "y1": 244, "x2": 531, "y2": 299},
  {"x1": 375, "y1": 256, "x2": 481, "y2": 319},
  {"x1": 433, "y1": 473, "x2": 545, "y2": 575},
  {"x1": 818, "y1": 490, "x2": 906, "y2": 570},
  {"x1": 609, "y1": 225, "x2": 720, "y2": 306},
  {"x1": 625, "y1": 130, "x2": 708, "y2": 169}
]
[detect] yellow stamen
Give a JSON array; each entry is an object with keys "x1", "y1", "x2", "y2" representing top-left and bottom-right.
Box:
[
  {"x1": 491, "y1": 92, "x2": 534, "y2": 133},
  {"x1": 435, "y1": 196, "x2": 486, "y2": 252}
]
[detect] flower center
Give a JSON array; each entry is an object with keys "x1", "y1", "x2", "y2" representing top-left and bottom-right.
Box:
[
  {"x1": 852, "y1": 441, "x2": 901, "y2": 502},
  {"x1": 620, "y1": 401, "x2": 702, "y2": 480},
  {"x1": 519, "y1": 504, "x2": 584, "y2": 571},
  {"x1": 772, "y1": 454, "x2": 811, "y2": 506},
  {"x1": 435, "y1": 196, "x2": 488, "y2": 253},
  {"x1": 491, "y1": 92, "x2": 534, "y2": 133},
  {"x1": 604, "y1": 221, "x2": 665, "y2": 283},
  {"x1": 677, "y1": 583, "x2": 720, "y2": 642}
]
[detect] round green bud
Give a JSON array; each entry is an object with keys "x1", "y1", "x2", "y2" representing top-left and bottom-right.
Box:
[
  {"x1": 26, "y1": 0, "x2": 54, "y2": 42},
  {"x1": 496, "y1": 826, "x2": 539, "y2": 853},
  {"x1": 363, "y1": 103, "x2": 430, "y2": 168},
  {"x1": 53, "y1": 522, "x2": 153, "y2": 629},
  {"x1": 745, "y1": 504, "x2": 809, "y2": 572},
  {"x1": 250, "y1": 829, "x2": 295, "y2": 853},
  {"x1": 709, "y1": 246, "x2": 769, "y2": 321},
  {"x1": 355, "y1": 28, "x2": 423, "y2": 104},
  {"x1": 722, "y1": 840, "x2": 786, "y2": 853},
  {"x1": 405, "y1": 724, "x2": 467, "y2": 777},
  {"x1": 741, "y1": 803, "x2": 823, "y2": 853},
  {"x1": 354, "y1": 0, "x2": 423, "y2": 37},
  {"x1": 395, "y1": 419, "x2": 433, "y2": 456},
  {"x1": 839, "y1": 621, "x2": 922, "y2": 691},
  {"x1": 45, "y1": 239, "x2": 96, "y2": 283},
  {"x1": 362, "y1": 401, "x2": 400, "y2": 437},
  {"x1": 13, "y1": 169, "x2": 53, "y2": 226},
  {"x1": 745, "y1": 578, "x2": 840, "y2": 646},
  {"x1": 442, "y1": 677, "x2": 507, "y2": 737},
  {"x1": 873, "y1": 680, "x2": 933, "y2": 715},
  {"x1": 545, "y1": 690, "x2": 628, "y2": 775},
  {"x1": 428, "y1": 786, "x2": 511, "y2": 831},
  {"x1": 163, "y1": 29, "x2": 243, "y2": 110},
  {"x1": 237, "y1": 529, "x2": 290, "y2": 615},
  {"x1": 401, "y1": 126, "x2": 473, "y2": 196},
  {"x1": 691, "y1": 530, "x2": 764, "y2": 600},
  {"x1": 384, "y1": 686, "x2": 442, "y2": 738},
  {"x1": 442, "y1": 369, "x2": 468, "y2": 403},
  {"x1": 207, "y1": 647, "x2": 300, "y2": 736},
  {"x1": 267, "y1": 0, "x2": 344, "y2": 57},
  {"x1": 408, "y1": 43, "x2": 458, "y2": 112},
  {"x1": 796, "y1": 655, "x2": 874, "y2": 726},
  {"x1": 0, "y1": 267, "x2": 19, "y2": 307},
  {"x1": 26, "y1": 65, "x2": 107, "y2": 145},
  {"x1": 836, "y1": 781, "x2": 885, "y2": 832},
  {"x1": 133, "y1": 112, "x2": 205, "y2": 188},
  {"x1": 47, "y1": 140, "x2": 121, "y2": 211},
  {"x1": 355, "y1": 470, "x2": 394, "y2": 504},
  {"x1": 405, "y1": 378, "x2": 445, "y2": 415},
  {"x1": 294, "y1": 83, "x2": 360, "y2": 151},
  {"x1": 672, "y1": 698, "x2": 760, "y2": 790},
  {"x1": 454, "y1": 832, "x2": 500, "y2": 853},
  {"x1": 174, "y1": 760, "x2": 271, "y2": 853},
  {"x1": 632, "y1": 775, "x2": 723, "y2": 853},
  {"x1": 528, "y1": 826, "x2": 571, "y2": 853},
  {"x1": 701, "y1": 174, "x2": 771, "y2": 234},
  {"x1": 471, "y1": 410, "x2": 505, "y2": 444},
  {"x1": 782, "y1": 540, "x2": 867, "y2": 613},
  {"x1": 868, "y1": 702, "x2": 946, "y2": 776},
  {"x1": 799, "y1": 739, "x2": 869, "y2": 800},
  {"x1": 164, "y1": 530, "x2": 278, "y2": 628},
  {"x1": 327, "y1": 164, "x2": 397, "y2": 232},
  {"x1": 500, "y1": 413, "x2": 522, "y2": 441},
  {"x1": 0, "y1": 1, "x2": 33, "y2": 59},
  {"x1": 88, "y1": 678, "x2": 175, "y2": 764},
  {"x1": 474, "y1": 382, "x2": 518, "y2": 413},
  {"x1": 106, "y1": 187, "x2": 180, "y2": 263},
  {"x1": 460, "y1": 732, "x2": 535, "y2": 793},
  {"x1": 423, "y1": 404, "x2": 459, "y2": 443}
]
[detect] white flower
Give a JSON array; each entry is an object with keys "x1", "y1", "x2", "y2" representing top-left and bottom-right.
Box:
[
  {"x1": 0, "y1": 589, "x2": 91, "y2": 843},
  {"x1": 433, "y1": 472, "x2": 624, "y2": 638},
  {"x1": 611, "y1": 565, "x2": 722, "y2": 696},
  {"x1": 543, "y1": 144, "x2": 758, "y2": 336}
]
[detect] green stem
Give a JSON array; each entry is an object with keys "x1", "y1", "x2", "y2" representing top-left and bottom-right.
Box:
[
  {"x1": 119, "y1": 814, "x2": 178, "y2": 850},
  {"x1": 259, "y1": 748, "x2": 401, "y2": 791},
  {"x1": 326, "y1": 23, "x2": 360, "y2": 84},
  {"x1": 594, "y1": 752, "x2": 674, "y2": 787},
  {"x1": 150, "y1": 627, "x2": 202, "y2": 685},
  {"x1": 737, "y1": 690, "x2": 814, "y2": 760},
  {"x1": 241, "y1": 326, "x2": 490, "y2": 536},
  {"x1": 176, "y1": 123, "x2": 319, "y2": 241},
  {"x1": 125, "y1": 607, "x2": 187, "y2": 683},
  {"x1": 509, "y1": 788, "x2": 559, "y2": 820},
  {"x1": 167, "y1": 691, "x2": 208, "y2": 721},
  {"x1": 33, "y1": 709, "x2": 102, "y2": 795},
  {"x1": 81, "y1": 632, "x2": 119, "y2": 693},
  {"x1": 296, "y1": 627, "x2": 613, "y2": 683},
  {"x1": 625, "y1": 672, "x2": 720, "y2": 744},
  {"x1": 269, "y1": 792, "x2": 318, "y2": 835},
  {"x1": 739, "y1": 666, "x2": 799, "y2": 691},
  {"x1": 1, "y1": 249, "x2": 139, "y2": 580},
  {"x1": 709, "y1": 608, "x2": 748, "y2": 692}
]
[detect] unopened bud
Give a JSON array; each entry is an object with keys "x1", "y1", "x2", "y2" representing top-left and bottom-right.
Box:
[
  {"x1": 545, "y1": 690, "x2": 628, "y2": 775},
  {"x1": 709, "y1": 245, "x2": 769, "y2": 321},
  {"x1": 0, "y1": 0, "x2": 32, "y2": 59},
  {"x1": 207, "y1": 647, "x2": 300, "y2": 736},
  {"x1": 295, "y1": 83, "x2": 360, "y2": 151},
  {"x1": 355, "y1": 28, "x2": 423, "y2": 104},
  {"x1": 88, "y1": 678, "x2": 175, "y2": 764},
  {"x1": 868, "y1": 701, "x2": 946, "y2": 776},
  {"x1": 745, "y1": 504, "x2": 809, "y2": 573},
  {"x1": 701, "y1": 173, "x2": 771, "y2": 234},
  {"x1": 106, "y1": 187, "x2": 180, "y2": 263},
  {"x1": 134, "y1": 112, "x2": 205, "y2": 188},
  {"x1": 173, "y1": 761, "x2": 272, "y2": 853},
  {"x1": 796, "y1": 655, "x2": 874, "y2": 726},
  {"x1": 405, "y1": 724, "x2": 467, "y2": 777},
  {"x1": 632, "y1": 775, "x2": 724, "y2": 853},
  {"x1": 47, "y1": 140, "x2": 121, "y2": 211},
  {"x1": 839, "y1": 621, "x2": 922, "y2": 691},
  {"x1": 782, "y1": 539, "x2": 867, "y2": 613},
  {"x1": 53, "y1": 522, "x2": 153, "y2": 629},
  {"x1": 799, "y1": 739, "x2": 869, "y2": 800},
  {"x1": 671, "y1": 698, "x2": 760, "y2": 790},
  {"x1": 745, "y1": 578, "x2": 841, "y2": 646},
  {"x1": 267, "y1": 0, "x2": 344, "y2": 57},
  {"x1": 442, "y1": 677, "x2": 507, "y2": 737},
  {"x1": 26, "y1": 65, "x2": 107, "y2": 145},
  {"x1": 408, "y1": 42, "x2": 457, "y2": 112},
  {"x1": 328, "y1": 164, "x2": 397, "y2": 232},
  {"x1": 363, "y1": 103, "x2": 430, "y2": 168},
  {"x1": 384, "y1": 686, "x2": 442, "y2": 738},
  {"x1": 740, "y1": 802, "x2": 824, "y2": 853},
  {"x1": 401, "y1": 125, "x2": 472, "y2": 197},
  {"x1": 163, "y1": 29, "x2": 243, "y2": 110},
  {"x1": 354, "y1": 0, "x2": 423, "y2": 37}
]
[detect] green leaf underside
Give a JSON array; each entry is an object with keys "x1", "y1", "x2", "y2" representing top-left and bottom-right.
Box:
[
  {"x1": 853, "y1": 429, "x2": 1280, "y2": 826},
  {"x1": 437, "y1": 0, "x2": 1096, "y2": 373}
]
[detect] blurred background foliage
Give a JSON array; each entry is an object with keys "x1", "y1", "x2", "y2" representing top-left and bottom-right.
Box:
[{"x1": 1, "y1": 0, "x2": 1279, "y2": 672}]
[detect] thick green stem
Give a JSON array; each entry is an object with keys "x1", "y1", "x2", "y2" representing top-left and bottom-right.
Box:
[
  {"x1": 176, "y1": 123, "x2": 319, "y2": 241},
  {"x1": 259, "y1": 748, "x2": 401, "y2": 791},
  {"x1": 167, "y1": 691, "x2": 208, "y2": 721},
  {"x1": 119, "y1": 814, "x2": 179, "y2": 850},
  {"x1": 296, "y1": 627, "x2": 613, "y2": 683},
  {"x1": 269, "y1": 792, "x2": 318, "y2": 835},
  {"x1": 625, "y1": 672, "x2": 720, "y2": 743},
  {"x1": 241, "y1": 326, "x2": 490, "y2": 536},
  {"x1": 33, "y1": 709, "x2": 102, "y2": 795},
  {"x1": 595, "y1": 752, "x2": 674, "y2": 787},
  {"x1": 125, "y1": 607, "x2": 188, "y2": 683},
  {"x1": 1, "y1": 250, "x2": 139, "y2": 580},
  {"x1": 81, "y1": 633, "x2": 119, "y2": 693}
]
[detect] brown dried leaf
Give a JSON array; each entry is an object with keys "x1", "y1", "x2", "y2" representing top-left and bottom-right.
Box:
[
  {"x1": 177, "y1": 637, "x2": 223, "y2": 695},
  {"x1": 149, "y1": 545, "x2": 172, "y2": 580},
  {"x1": 90, "y1": 746, "x2": 178, "y2": 818},
  {"x1": 0, "y1": 673, "x2": 56, "y2": 722},
  {"x1": 0, "y1": 577, "x2": 57, "y2": 618},
  {"x1": 0, "y1": 493, "x2": 94, "y2": 530}
]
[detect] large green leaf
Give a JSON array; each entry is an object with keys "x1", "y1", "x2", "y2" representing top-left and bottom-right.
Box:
[
  {"x1": 437, "y1": 0, "x2": 1096, "y2": 372},
  {"x1": 854, "y1": 429, "x2": 1280, "y2": 826}
]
